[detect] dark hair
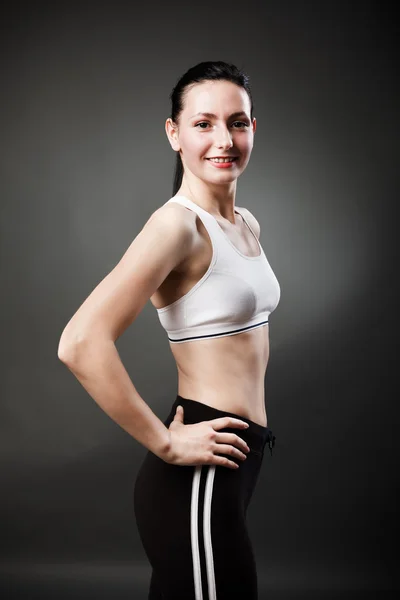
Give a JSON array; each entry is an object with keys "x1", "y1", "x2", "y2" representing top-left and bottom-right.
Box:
[{"x1": 169, "y1": 61, "x2": 254, "y2": 196}]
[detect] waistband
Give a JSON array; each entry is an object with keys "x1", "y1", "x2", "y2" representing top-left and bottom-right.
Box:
[{"x1": 167, "y1": 395, "x2": 276, "y2": 456}]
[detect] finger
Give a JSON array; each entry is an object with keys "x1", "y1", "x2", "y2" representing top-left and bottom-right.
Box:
[
  {"x1": 214, "y1": 444, "x2": 247, "y2": 461},
  {"x1": 211, "y1": 416, "x2": 249, "y2": 430},
  {"x1": 215, "y1": 432, "x2": 250, "y2": 453},
  {"x1": 174, "y1": 405, "x2": 183, "y2": 418},
  {"x1": 212, "y1": 455, "x2": 240, "y2": 469}
]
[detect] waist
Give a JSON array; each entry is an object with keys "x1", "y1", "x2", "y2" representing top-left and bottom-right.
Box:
[{"x1": 165, "y1": 395, "x2": 275, "y2": 455}]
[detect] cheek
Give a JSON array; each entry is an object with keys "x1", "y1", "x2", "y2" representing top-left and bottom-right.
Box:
[
  {"x1": 181, "y1": 132, "x2": 208, "y2": 157},
  {"x1": 237, "y1": 134, "x2": 253, "y2": 152}
]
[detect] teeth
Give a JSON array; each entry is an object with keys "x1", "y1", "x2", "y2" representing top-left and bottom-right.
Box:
[{"x1": 209, "y1": 157, "x2": 236, "y2": 163}]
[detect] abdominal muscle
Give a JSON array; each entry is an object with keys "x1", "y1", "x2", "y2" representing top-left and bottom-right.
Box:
[{"x1": 169, "y1": 324, "x2": 270, "y2": 428}]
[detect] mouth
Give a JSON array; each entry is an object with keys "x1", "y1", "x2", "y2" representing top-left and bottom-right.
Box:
[{"x1": 206, "y1": 157, "x2": 239, "y2": 162}]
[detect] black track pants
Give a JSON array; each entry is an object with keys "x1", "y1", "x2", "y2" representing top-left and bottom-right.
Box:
[{"x1": 133, "y1": 395, "x2": 276, "y2": 600}]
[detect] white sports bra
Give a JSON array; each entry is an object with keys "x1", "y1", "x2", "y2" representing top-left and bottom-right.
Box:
[{"x1": 156, "y1": 195, "x2": 281, "y2": 344}]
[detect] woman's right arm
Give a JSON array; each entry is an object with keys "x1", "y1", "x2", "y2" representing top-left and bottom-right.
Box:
[{"x1": 57, "y1": 203, "x2": 195, "y2": 460}]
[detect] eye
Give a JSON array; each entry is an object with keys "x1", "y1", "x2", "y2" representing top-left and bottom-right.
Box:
[{"x1": 194, "y1": 121, "x2": 249, "y2": 129}]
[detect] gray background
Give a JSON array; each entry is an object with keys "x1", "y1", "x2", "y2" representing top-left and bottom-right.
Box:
[{"x1": 1, "y1": 1, "x2": 397, "y2": 598}]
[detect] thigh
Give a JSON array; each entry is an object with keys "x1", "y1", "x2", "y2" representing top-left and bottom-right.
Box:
[
  {"x1": 134, "y1": 450, "x2": 202, "y2": 599},
  {"x1": 133, "y1": 447, "x2": 264, "y2": 600},
  {"x1": 209, "y1": 449, "x2": 264, "y2": 599}
]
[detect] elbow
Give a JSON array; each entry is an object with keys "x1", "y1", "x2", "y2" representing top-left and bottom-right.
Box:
[
  {"x1": 57, "y1": 326, "x2": 87, "y2": 365},
  {"x1": 57, "y1": 326, "x2": 112, "y2": 365},
  {"x1": 57, "y1": 341, "x2": 75, "y2": 365},
  {"x1": 58, "y1": 337, "x2": 78, "y2": 365}
]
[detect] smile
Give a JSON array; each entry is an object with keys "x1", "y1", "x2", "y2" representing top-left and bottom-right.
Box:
[{"x1": 206, "y1": 157, "x2": 238, "y2": 163}]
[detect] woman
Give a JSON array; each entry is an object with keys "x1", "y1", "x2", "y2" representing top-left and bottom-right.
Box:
[{"x1": 58, "y1": 60, "x2": 280, "y2": 599}]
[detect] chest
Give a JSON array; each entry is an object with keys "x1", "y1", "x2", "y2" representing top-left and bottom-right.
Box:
[{"x1": 150, "y1": 213, "x2": 260, "y2": 311}]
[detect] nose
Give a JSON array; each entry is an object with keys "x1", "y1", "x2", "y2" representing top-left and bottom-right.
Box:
[{"x1": 214, "y1": 126, "x2": 234, "y2": 150}]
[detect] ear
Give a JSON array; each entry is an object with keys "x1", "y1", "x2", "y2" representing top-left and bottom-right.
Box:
[{"x1": 165, "y1": 117, "x2": 181, "y2": 152}]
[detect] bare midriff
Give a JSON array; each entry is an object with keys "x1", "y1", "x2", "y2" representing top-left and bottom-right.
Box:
[
  {"x1": 150, "y1": 200, "x2": 271, "y2": 428},
  {"x1": 169, "y1": 324, "x2": 270, "y2": 427}
]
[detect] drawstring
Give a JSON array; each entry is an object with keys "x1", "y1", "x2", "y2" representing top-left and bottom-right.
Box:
[{"x1": 267, "y1": 434, "x2": 276, "y2": 457}]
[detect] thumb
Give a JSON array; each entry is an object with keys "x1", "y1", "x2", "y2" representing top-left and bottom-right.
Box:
[{"x1": 174, "y1": 404, "x2": 184, "y2": 423}]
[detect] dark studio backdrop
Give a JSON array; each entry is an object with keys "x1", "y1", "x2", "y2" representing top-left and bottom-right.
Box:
[{"x1": 0, "y1": 1, "x2": 397, "y2": 598}]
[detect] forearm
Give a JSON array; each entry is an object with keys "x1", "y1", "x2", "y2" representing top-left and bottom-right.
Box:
[{"x1": 58, "y1": 338, "x2": 171, "y2": 460}]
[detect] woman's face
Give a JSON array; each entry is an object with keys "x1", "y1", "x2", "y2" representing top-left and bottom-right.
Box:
[{"x1": 166, "y1": 80, "x2": 256, "y2": 184}]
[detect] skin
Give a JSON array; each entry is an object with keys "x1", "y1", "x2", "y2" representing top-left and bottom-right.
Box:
[
  {"x1": 156, "y1": 80, "x2": 271, "y2": 428},
  {"x1": 57, "y1": 79, "x2": 269, "y2": 470}
]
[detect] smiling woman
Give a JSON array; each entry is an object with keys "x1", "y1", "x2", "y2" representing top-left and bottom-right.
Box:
[
  {"x1": 166, "y1": 78, "x2": 257, "y2": 192},
  {"x1": 133, "y1": 61, "x2": 279, "y2": 599},
  {"x1": 58, "y1": 60, "x2": 280, "y2": 600}
]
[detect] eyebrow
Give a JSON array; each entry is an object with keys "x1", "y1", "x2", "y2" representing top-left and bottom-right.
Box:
[{"x1": 190, "y1": 111, "x2": 249, "y2": 120}]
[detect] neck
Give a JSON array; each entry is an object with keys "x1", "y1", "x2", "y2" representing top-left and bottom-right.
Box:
[{"x1": 177, "y1": 180, "x2": 238, "y2": 223}]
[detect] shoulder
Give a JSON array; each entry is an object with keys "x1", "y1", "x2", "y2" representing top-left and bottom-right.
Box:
[
  {"x1": 140, "y1": 202, "x2": 197, "y2": 254},
  {"x1": 146, "y1": 201, "x2": 200, "y2": 273},
  {"x1": 238, "y1": 207, "x2": 261, "y2": 240},
  {"x1": 150, "y1": 201, "x2": 197, "y2": 230}
]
